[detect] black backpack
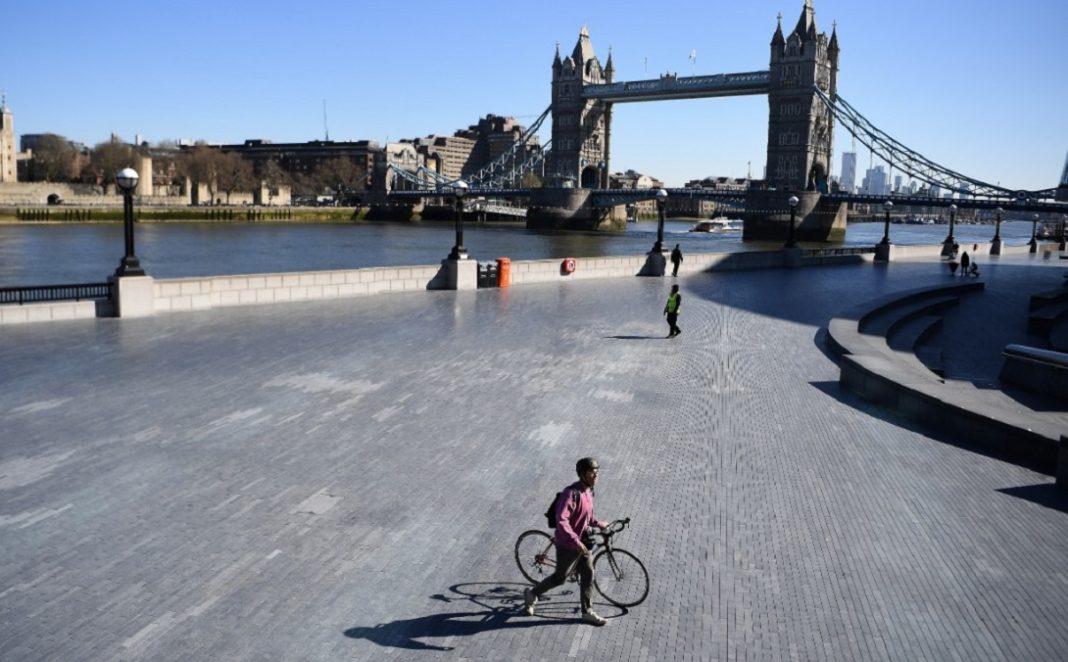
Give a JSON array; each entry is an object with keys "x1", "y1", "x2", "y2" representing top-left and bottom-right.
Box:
[{"x1": 544, "y1": 489, "x2": 575, "y2": 529}]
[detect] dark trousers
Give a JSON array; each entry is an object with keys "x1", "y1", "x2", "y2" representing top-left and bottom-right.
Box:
[
  {"x1": 531, "y1": 545, "x2": 594, "y2": 612},
  {"x1": 666, "y1": 312, "x2": 680, "y2": 336},
  {"x1": 671, "y1": 261, "x2": 680, "y2": 276}
]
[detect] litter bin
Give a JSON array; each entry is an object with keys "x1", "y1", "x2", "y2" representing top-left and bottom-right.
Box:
[{"x1": 497, "y1": 257, "x2": 511, "y2": 288}]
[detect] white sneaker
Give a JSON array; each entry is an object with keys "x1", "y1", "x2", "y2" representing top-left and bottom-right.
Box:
[
  {"x1": 523, "y1": 588, "x2": 538, "y2": 616},
  {"x1": 581, "y1": 610, "x2": 607, "y2": 626}
]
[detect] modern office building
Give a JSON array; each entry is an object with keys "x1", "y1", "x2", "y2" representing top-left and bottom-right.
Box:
[
  {"x1": 839, "y1": 151, "x2": 856, "y2": 193},
  {"x1": 860, "y1": 165, "x2": 887, "y2": 195}
]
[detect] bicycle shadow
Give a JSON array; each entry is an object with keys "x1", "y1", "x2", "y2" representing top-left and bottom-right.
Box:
[{"x1": 342, "y1": 582, "x2": 625, "y2": 652}]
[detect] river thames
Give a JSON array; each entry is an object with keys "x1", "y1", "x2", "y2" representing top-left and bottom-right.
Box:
[{"x1": 0, "y1": 218, "x2": 1043, "y2": 286}]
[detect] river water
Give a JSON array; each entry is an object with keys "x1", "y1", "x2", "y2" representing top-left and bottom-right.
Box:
[{"x1": 0, "y1": 218, "x2": 1043, "y2": 287}]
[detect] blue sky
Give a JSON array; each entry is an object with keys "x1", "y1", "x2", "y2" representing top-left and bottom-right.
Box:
[{"x1": 3, "y1": 0, "x2": 1065, "y2": 190}]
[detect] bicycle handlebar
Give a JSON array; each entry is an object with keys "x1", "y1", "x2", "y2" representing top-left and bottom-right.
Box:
[{"x1": 597, "y1": 517, "x2": 631, "y2": 538}]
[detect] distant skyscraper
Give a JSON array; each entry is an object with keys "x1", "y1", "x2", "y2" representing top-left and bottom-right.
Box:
[
  {"x1": 894, "y1": 175, "x2": 902, "y2": 193},
  {"x1": 839, "y1": 152, "x2": 856, "y2": 193},
  {"x1": 861, "y1": 165, "x2": 887, "y2": 195}
]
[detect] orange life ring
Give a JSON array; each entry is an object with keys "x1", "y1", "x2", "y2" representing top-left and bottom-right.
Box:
[{"x1": 562, "y1": 258, "x2": 577, "y2": 274}]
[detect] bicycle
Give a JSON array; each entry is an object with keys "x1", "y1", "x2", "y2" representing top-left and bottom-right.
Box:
[{"x1": 513, "y1": 517, "x2": 649, "y2": 608}]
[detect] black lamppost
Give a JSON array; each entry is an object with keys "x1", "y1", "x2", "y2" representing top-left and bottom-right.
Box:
[
  {"x1": 785, "y1": 194, "x2": 799, "y2": 248},
  {"x1": 653, "y1": 188, "x2": 668, "y2": 252},
  {"x1": 880, "y1": 200, "x2": 893, "y2": 245},
  {"x1": 114, "y1": 167, "x2": 145, "y2": 277},
  {"x1": 990, "y1": 206, "x2": 1003, "y2": 256},
  {"x1": 1029, "y1": 213, "x2": 1039, "y2": 253},
  {"x1": 598, "y1": 160, "x2": 606, "y2": 189},
  {"x1": 448, "y1": 179, "x2": 469, "y2": 260},
  {"x1": 941, "y1": 203, "x2": 957, "y2": 256}
]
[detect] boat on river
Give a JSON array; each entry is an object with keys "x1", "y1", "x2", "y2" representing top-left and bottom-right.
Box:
[{"x1": 689, "y1": 218, "x2": 743, "y2": 233}]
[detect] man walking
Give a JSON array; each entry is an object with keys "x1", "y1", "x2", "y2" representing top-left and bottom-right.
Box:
[
  {"x1": 664, "y1": 284, "x2": 682, "y2": 338},
  {"x1": 670, "y1": 244, "x2": 684, "y2": 277},
  {"x1": 524, "y1": 458, "x2": 608, "y2": 626}
]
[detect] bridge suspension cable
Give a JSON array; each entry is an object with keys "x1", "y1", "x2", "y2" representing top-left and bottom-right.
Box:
[
  {"x1": 387, "y1": 106, "x2": 552, "y2": 192},
  {"x1": 815, "y1": 88, "x2": 1056, "y2": 201}
]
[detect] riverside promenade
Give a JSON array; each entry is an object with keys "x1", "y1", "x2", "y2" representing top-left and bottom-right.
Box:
[{"x1": 2, "y1": 252, "x2": 1067, "y2": 661}]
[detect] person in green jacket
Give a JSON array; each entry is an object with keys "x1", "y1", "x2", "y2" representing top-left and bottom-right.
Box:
[{"x1": 664, "y1": 284, "x2": 682, "y2": 338}]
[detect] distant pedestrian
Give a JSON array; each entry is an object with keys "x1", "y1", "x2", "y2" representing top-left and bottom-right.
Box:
[
  {"x1": 664, "y1": 284, "x2": 682, "y2": 338},
  {"x1": 973, "y1": 243, "x2": 978, "y2": 252},
  {"x1": 960, "y1": 251, "x2": 970, "y2": 276},
  {"x1": 968, "y1": 262, "x2": 980, "y2": 277},
  {"x1": 670, "y1": 244, "x2": 684, "y2": 277}
]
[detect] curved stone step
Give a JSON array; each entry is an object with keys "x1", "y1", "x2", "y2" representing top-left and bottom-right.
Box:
[
  {"x1": 1050, "y1": 315, "x2": 1068, "y2": 352},
  {"x1": 1028, "y1": 284, "x2": 1068, "y2": 310},
  {"x1": 1028, "y1": 299, "x2": 1068, "y2": 334},
  {"x1": 826, "y1": 281, "x2": 982, "y2": 359}
]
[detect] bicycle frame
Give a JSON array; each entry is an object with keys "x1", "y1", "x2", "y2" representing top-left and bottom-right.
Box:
[{"x1": 555, "y1": 519, "x2": 630, "y2": 579}]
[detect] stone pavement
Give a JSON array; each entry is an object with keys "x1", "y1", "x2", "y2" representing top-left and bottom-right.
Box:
[{"x1": 1, "y1": 252, "x2": 1066, "y2": 661}]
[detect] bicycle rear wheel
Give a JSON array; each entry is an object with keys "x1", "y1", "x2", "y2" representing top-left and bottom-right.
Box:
[
  {"x1": 514, "y1": 530, "x2": 556, "y2": 584},
  {"x1": 593, "y1": 547, "x2": 649, "y2": 607}
]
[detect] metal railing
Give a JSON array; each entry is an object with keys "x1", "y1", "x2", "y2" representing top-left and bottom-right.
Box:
[
  {"x1": 801, "y1": 247, "x2": 876, "y2": 258},
  {"x1": 0, "y1": 282, "x2": 112, "y2": 305}
]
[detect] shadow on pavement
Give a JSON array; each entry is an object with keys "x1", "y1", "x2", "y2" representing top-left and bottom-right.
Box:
[
  {"x1": 807, "y1": 380, "x2": 1053, "y2": 475},
  {"x1": 342, "y1": 581, "x2": 623, "y2": 652},
  {"x1": 605, "y1": 335, "x2": 664, "y2": 340},
  {"x1": 997, "y1": 484, "x2": 1068, "y2": 515}
]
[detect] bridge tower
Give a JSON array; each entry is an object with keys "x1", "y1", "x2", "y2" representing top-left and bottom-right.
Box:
[
  {"x1": 766, "y1": 1, "x2": 838, "y2": 193},
  {"x1": 549, "y1": 27, "x2": 611, "y2": 189}
]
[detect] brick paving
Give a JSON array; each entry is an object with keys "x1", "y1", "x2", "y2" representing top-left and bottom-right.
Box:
[{"x1": 1, "y1": 253, "x2": 1066, "y2": 661}]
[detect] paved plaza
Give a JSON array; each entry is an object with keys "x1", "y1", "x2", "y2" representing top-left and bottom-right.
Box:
[{"x1": 2, "y1": 253, "x2": 1067, "y2": 661}]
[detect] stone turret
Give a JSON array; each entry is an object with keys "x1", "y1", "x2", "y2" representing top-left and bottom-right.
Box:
[
  {"x1": 765, "y1": 0, "x2": 838, "y2": 193},
  {"x1": 0, "y1": 93, "x2": 16, "y2": 183},
  {"x1": 549, "y1": 26, "x2": 610, "y2": 189}
]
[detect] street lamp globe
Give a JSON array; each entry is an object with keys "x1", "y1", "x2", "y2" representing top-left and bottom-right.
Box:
[
  {"x1": 116, "y1": 167, "x2": 139, "y2": 192},
  {"x1": 452, "y1": 179, "x2": 468, "y2": 199},
  {"x1": 884, "y1": 200, "x2": 893, "y2": 212},
  {"x1": 788, "y1": 195, "x2": 799, "y2": 208}
]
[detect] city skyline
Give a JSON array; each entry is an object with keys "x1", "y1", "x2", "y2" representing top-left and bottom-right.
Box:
[{"x1": 2, "y1": 0, "x2": 1065, "y2": 190}]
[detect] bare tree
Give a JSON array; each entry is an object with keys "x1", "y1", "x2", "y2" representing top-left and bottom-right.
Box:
[
  {"x1": 29, "y1": 134, "x2": 78, "y2": 182},
  {"x1": 84, "y1": 137, "x2": 135, "y2": 186},
  {"x1": 314, "y1": 156, "x2": 367, "y2": 203},
  {"x1": 216, "y1": 152, "x2": 254, "y2": 204},
  {"x1": 256, "y1": 159, "x2": 289, "y2": 205},
  {"x1": 178, "y1": 145, "x2": 223, "y2": 204}
]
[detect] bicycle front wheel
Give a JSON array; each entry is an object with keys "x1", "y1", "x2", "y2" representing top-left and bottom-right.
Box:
[
  {"x1": 514, "y1": 530, "x2": 556, "y2": 584},
  {"x1": 593, "y1": 547, "x2": 649, "y2": 607}
]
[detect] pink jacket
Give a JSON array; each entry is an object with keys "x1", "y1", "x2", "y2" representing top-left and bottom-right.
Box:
[{"x1": 554, "y1": 481, "x2": 607, "y2": 550}]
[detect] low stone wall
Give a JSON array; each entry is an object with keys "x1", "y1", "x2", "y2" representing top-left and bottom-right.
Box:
[
  {"x1": 153, "y1": 265, "x2": 446, "y2": 313},
  {"x1": 0, "y1": 299, "x2": 111, "y2": 325},
  {"x1": 9, "y1": 244, "x2": 1055, "y2": 325}
]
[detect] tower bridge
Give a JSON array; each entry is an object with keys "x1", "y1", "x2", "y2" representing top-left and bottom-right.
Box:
[{"x1": 385, "y1": 0, "x2": 1067, "y2": 241}]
